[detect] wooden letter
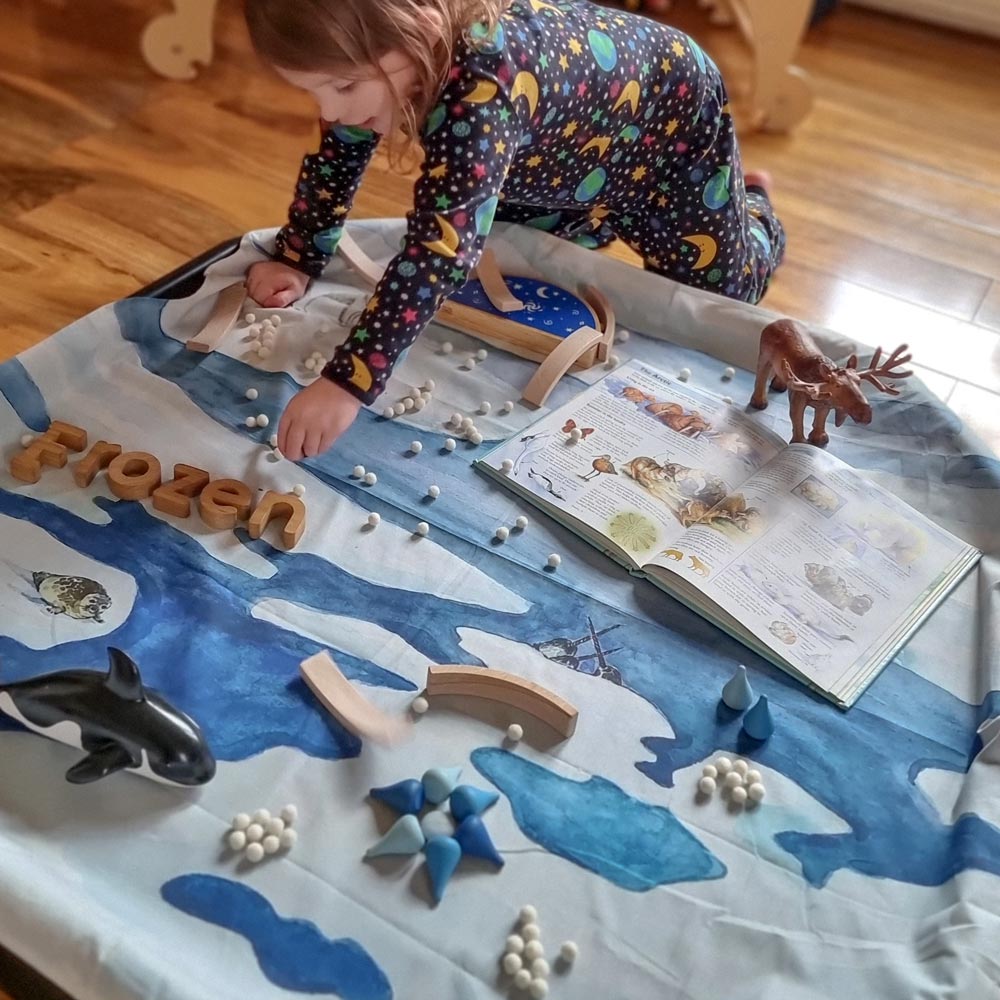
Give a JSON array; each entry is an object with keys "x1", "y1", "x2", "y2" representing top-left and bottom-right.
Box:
[
  {"x1": 10, "y1": 421, "x2": 88, "y2": 484},
  {"x1": 199, "y1": 478, "x2": 253, "y2": 530},
  {"x1": 152, "y1": 464, "x2": 211, "y2": 518},
  {"x1": 73, "y1": 441, "x2": 123, "y2": 487},
  {"x1": 248, "y1": 490, "x2": 306, "y2": 549},
  {"x1": 108, "y1": 452, "x2": 162, "y2": 501}
]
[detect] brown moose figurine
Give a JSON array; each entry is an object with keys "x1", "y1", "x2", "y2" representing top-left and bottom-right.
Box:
[{"x1": 749, "y1": 318, "x2": 913, "y2": 447}]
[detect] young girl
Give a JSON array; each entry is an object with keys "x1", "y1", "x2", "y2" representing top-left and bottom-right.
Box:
[{"x1": 244, "y1": 0, "x2": 785, "y2": 461}]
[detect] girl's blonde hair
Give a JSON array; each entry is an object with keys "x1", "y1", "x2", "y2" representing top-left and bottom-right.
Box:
[{"x1": 244, "y1": 0, "x2": 509, "y2": 164}]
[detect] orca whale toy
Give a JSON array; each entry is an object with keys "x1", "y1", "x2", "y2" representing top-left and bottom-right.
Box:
[{"x1": 0, "y1": 647, "x2": 216, "y2": 786}]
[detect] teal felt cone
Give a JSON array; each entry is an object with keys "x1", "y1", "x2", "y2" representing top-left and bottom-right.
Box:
[
  {"x1": 424, "y1": 835, "x2": 462, "y2": 903},
  {"x1": 721, "y1": 664, "x2": 754, "y2": 711},
  {"x1": 454, "y1": 815, "x2": 504, "y2": 868},
  {"x1": 370, "y1": 778, "x2": 425, "y2": 815},
  {"x1": 365, "y1": 814, "x2": 425, "y2": 858},
  {"x1": 743, "y1": 695, "x2": 774, "y2": 741},
  {"x1": 449, "y1": 784, "x2": 500, "y2": 822}
]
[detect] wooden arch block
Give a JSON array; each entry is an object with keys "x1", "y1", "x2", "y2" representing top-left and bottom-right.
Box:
[
  {"x1": 248, "y1": 490, "x2": 307, "y2": 549},
  {"x1": 107, "y1": 452, "x2": 162, "y2": 501},
  {"x1": 520, "y1": 326, "x2": 603, "y2": 409}
]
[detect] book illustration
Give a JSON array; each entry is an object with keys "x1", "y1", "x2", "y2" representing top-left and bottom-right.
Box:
[
  {"x1": 738, "y1": 563, "x2": 854, "y2": 644},
  {"x1": 769, "y1": 620, "x2": 798, "y2": 645},
  {"x1": 579, "y1": 454, "x2": 618, "y2": 481},
  {"x1": 791, "y1": 476, "x2": 845, "y2": 517},
  {"x1": 677, "y1": 493, "x2": 764, "y2": 537},
  {"x1": 561, "y1": 418, "x2": 594, "y2": 439},
  {"x1": 1, "y1": 558, "x2": 112, "y2": 623},
  {"x1": 663, "y1": 549, "x2": 683, "y2": 561},
  {"x1": 830, "y1": 511, "x2": 927, "y2": 572},
  {"x1": 656, "y1": 549, "x2": 712, "y2": 577},
  {"x1": 606, "y1": 511, "x2": 658, "y2": 555},
  {"x1": 532, "y1": 617, "x2": 624, "y2": 686},
  {"x1": 689, "y1": 554, "x2": 711, "y2": 577},
  {"x1": 703, "y1": 429, "x2": 764, "y2": 467},
  {"x1": 803, "y1": 563, "x2": 874, "y2": 616},
  {"x1": 615, "y1": 382, "x2": 713, "y2": 438}
]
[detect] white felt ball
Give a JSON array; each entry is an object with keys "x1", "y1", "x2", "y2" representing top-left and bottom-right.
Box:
[
  {"x1": 411, "y1": 696, "x2": 429, "y2": 714},
  {"x1": 514, "y1": 969, "x2": 532, "y2": 989},
  {"x1": 503, "y1": 953, "x2": 523, "y2": 975},
  {"x1": 252, "y1": 808, "x2": 271, "y2": 824},
  {"x1": 748, "y1": 782, "x2": 766, "y2": 802},
  {"x1": 529, "y1": 979, "x2": 549, "y2": 998},
  {"x1": 279, "y1": 828, "x2": 298, "y2": 849},
  {"x1": 232, "y1": 813, "x2": 251, "y2": 831},
  {"x1": 475, "y1": 348, "x2": 488, "y2": 360},
  {"x1": 441, "y1": 341, "x2": 453, "y2": 354},
  {"x1": 698, "y1": 776, "x2": 717, "y2": 795},
  {"x1": 393, "y1": 403, "x2": 406, "y2": 416},
  {"x1": 523, "y1": 941, "x2": 544, "y2": 961},
  {"x1": 746, "y1": 769, "x2": 762, "y2": 786},
  {"x1": 501, "y1": 460, "x2": 514, "y2": 474},
  {"x1": 269, "y1": 434, "x2": 279, "y2": 448},
  {"x1": 479, "y1": 401, "x2": 491, "y2": 414},
  {"x1": 546, "y1": 553, "x2": 561, "y2": 568},
  {"x1": 460, "y1": 417, "x2": 474, "y2": 431},
  {"x1": 519, "y1": 905, "x2": 538, "y2": 923},
  {"x1": 506, "y1": 935, "x2": 525, "y2": 955},
  {"x1": 270, "y1": 315, "x2": 282, "y2": 326},
  {"x1": 256, "y1": 414, "x2": 269, "y2": 428},
  {"x1": 464, "y1": 356, "x2": 478, "y2": 369},
  {"x1": 383, "y1": 406, "x2": 394, "y2": 418},
  {"x1": 731, "y1": 786, "x2": 748, "y2": 805},
  {"x1": 292, "y1": 484, "x2": 305, "y2": 497},
  {"x1": 733, "y1": 759, "x2": 749, "y2": 777},
  {"x1": 495, "y1": 526, "x2": 510, "y2": 541},
  {"x1": 522, "y1": 924, "x2": 541, "y2": 942},
  {"x1": 311, "y1": 351, "x2": 323, "y2": 361},
  {"x1": 363, "y1": 472, "x2": 377, "y2": 486},
  {"x1": 413, "y1": 398, "x2": 425, "y2": 411},
  {"x1": 262, "y1": 835, "x2": 281, "y2": 855},
  {"x1": 403, "y1": 398, "x2": 414, "y2": 411},
  {"x1": 502, "y1": 401, "x2": 515, "y2": 413},
  {"x1": 367, "y1": 512, "x2": 381, "y2": 527},
  {"x1": 678, "y1": 367, "x2": 691, "y2": 381},
  {"x1": 305, "y1": 358, "x2": 317, "y2": 371},
  {"x1": 415, "y1": 522, "x2": 430, "y2": 536},
  {"x1": 427, "y1": 485, "x2": 441, "y2": 498},
  {"x1": 507, "y1": 723, "x2": 523, "y2": 742},
  {"x1": 261, "y1": 331, "x2": 275, "y2": 345},
  {"x1": 265, "y1": 817, "x2": 285, "y2": 837},
  {"x1": 470, "y1": 432, "x2": 484, "y2": 445},
  {"x1": 515, "y1": 516, "x2": 528, "y2": 529},
  {"x1": 280, "y1": 804, "x2": 298, "y2": 824},
  {"x1": 724, "y1": 771, "x2": 743, "y2": 790},
  {"x1": 450, "y1": 412, "x2": 463, "y2": 426},
  {"x1": 245, "y1": 313, "x2": 256, "y2": 324},
  {"x1": 245, "y1": 842, "x2": 265, "y2": 863},
  {"x1": 702, "y1": 764, "x2": 718, "y2": 779},
  {"x1": 245, "y1": 387, "x2": 258, "y2": 400},
  {"x1": 20, "y1": 433, "x2": 34, "y2": 447},
  {"x1": 715, "y1": 756, "x2": 733, "y2": 775},
  {"x1": 410, "y1": 441, "x2": 423, "y2": 454},
  {"x1": 228, "y1": 830, "x2": 247, "y2": 851},
  {"x1": 722, "y1": 396, "x2": 733, "y2": 404},
  {"x1": 444, "y1": 438, "x2": 457, "y2": 451},
  {"x1": 353, "y1": 465, "x2": 366, "y2": 478},
  {"x1": 423, "y1": 379, "x2": 436, "y2": 391},
  {"x1": 530, "y1": 959, "x2": 550, "y2": 978},
  {"x1": 245, "y1": 417, "x2": 257, "y2": 428},
  {"x1": 257, "y1": 347, "x2": 272, "y2": 359},
  {"x1": 569, "y1": 428, "x2": 582, "y2": 442},
  {"x1": 559, "y1": 941, "x2": 579, "y2": 962},
  {"x1": 617, "y1": 329, "x2": 631, "y2": 342},
  {"x1": 723, "y1": 366, "x2": 736, "y2": 379},
  {"x1": 245, "y1": 823, "x2": 264, "y2": 843}
]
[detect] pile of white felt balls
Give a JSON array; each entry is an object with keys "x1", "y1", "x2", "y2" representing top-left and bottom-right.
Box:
[
  {"x1": 244, "y1": 313, "x2": 282, "y2": 361},
  {"x1": 697, "y1": 756, "x2": 766, "y2": 807},
  {"x1": 227, "y1": 805, "x2": 299, "y2": 863},
  {"x1": 500, "y1": 905, "x2": 578, "y2": 997}
]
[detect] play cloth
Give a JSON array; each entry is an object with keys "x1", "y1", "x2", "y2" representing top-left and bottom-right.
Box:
[{"x1": 1, "y1": 221, "x2": 998, "y2": 1000}]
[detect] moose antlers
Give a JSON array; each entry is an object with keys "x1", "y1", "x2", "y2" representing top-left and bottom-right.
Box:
[{"x1": 846, "y1": 344, "x2": 913, "y2": 395}]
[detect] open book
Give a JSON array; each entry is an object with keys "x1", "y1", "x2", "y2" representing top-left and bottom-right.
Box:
[{"x1": 476, "y1": 360, "x2": 980, "y2": 708}]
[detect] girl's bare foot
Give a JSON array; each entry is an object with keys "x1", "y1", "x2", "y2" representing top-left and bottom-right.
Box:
[{"x1": 745, "y1": 169, "x2": 773, "y2": 193}]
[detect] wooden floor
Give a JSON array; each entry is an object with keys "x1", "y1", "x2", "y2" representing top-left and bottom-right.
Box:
[{"x1": 0, "y1": 6, "x2": 998, "y2": 998}]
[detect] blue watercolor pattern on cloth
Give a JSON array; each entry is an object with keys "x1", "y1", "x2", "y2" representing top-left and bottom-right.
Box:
[
  {"x1": 472, "y1": 748, "x2": 725, "y2": 889},
  {"x1": 0, "y1": 295, "x2": 998, "y2": 891},
  {"x1": 161, "y1": 874, "x2": 392, "y2": 999},
  {"x1": 0, "y1": 359, "x2": 51, "y2": 431}
]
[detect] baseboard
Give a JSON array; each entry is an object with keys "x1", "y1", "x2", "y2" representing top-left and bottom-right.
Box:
[{"x1": 847, "y1": 0, "x2": 1000, "y2": 38}]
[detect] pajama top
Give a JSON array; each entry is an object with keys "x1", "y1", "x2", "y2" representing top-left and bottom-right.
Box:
[{"x1": 273, "y1": 0, "x2": 786, "y2": 404}]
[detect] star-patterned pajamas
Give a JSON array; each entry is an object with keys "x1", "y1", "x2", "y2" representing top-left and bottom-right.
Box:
[{"x1": 274, "y1": 0, "x2": 785, "y2": 404}]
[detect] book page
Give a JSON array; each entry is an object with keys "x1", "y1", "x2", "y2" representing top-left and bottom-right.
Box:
[
  {"x1": 477, "y1": 361, "x2": 787, "y2": 565},
  {"x1": 646, "y1": 445, "x2": 977, "y2": 697}
]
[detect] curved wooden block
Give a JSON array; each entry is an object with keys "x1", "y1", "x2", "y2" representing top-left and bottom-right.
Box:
[
  {"x1": 248, "y1": 490, "x2": 307, "y2": 549},
  {"x1": 300, "y1": 651, "x2": 411, "y2": 746},
  {"x1": 580, "y1": 284, "x2": 616, "y2": 362},
  {"x1": 107, "y1": 452, "x2": 162, "y2": 501},
  {"x1": 185, "y1": 281, "x2": 246, "y2": 354},
  {"x1": 425, "y1": 665, "x2": 578, "y2": 738},
  {"x1": 198, "y1": 478, "x2": 252, "y2": 530},
  {"x1": 337, "y1": 230, "x2": 384, "y2": 289},
  {"x1": 474, "y1": 249, "x2": 524, "y2": 313},
  {"x1": 520, "y1": 326, "x2": 603, "y2": 409}
]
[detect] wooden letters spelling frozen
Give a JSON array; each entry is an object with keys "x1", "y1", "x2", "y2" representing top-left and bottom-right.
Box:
[{"x1": 9, "y1": 421, "x2": 306, "y2": 548}]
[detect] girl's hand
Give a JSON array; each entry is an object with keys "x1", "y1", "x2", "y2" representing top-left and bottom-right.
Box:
[
  {"x1": 247, "y1": 260, "x2": 310, "y2": 308},
  {"x1": 278, "y1": 377, "x2": 362, "y2": 461}
]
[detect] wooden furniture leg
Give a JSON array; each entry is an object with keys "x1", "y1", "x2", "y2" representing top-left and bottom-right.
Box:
[{"x1": 141, "y1": 0, "x2": 220, "y2": 81}]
